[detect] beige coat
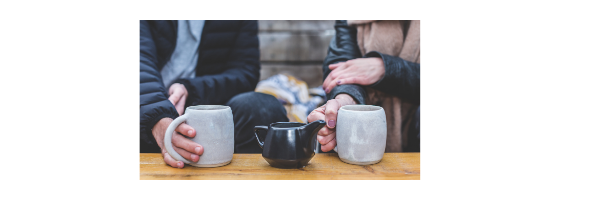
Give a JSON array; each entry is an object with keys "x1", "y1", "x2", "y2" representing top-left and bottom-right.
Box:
[{"x1": 348, "y1": 20, "x2": 420, "y2": 152}]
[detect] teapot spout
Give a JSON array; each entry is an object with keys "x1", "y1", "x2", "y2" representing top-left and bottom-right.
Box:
[{"x1": 301, "y1": 120, "x2": 327, "y2": 141}]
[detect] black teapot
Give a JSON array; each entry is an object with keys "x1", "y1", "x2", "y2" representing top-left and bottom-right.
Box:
[{"x1": 254, "y1": 120, "x2": 326, "y2": 168}]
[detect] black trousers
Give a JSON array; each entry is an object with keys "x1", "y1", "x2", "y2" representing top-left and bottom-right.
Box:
[
  {"x1": 406, "y1": 106, "x2": 420, "y2": 152},
  {"x1": 226, "y1": 92, "x2": 289, "y2": 153}
]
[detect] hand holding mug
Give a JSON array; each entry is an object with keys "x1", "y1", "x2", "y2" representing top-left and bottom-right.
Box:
[
  {"x1": 163, "y1": 105, "x2": 234, "y2": 168},
  {"x1": 307, "y1": 94, "x2": 356, "y2": 152},
  {"x1": 152, "y1": 118, "x2": 204, "y2": 168}
]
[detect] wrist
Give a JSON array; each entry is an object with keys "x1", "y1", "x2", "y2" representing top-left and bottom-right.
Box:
[
  {"x1": 334, "y1": 94, "x2": 357, "y2": 106},
  {"x1": 152, "y1": 118, "x2": 173, "y2": 137},
  {"x1": 173, "y1": 80, "x2": 190, "y2": 95},
  {"x1": 375, "y1": 58, "x2": 385, "y2": 82}
]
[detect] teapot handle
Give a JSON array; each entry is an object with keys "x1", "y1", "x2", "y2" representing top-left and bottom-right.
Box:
[{"x1": 254, "y1": 126, "x2": 268, "y2": 149}]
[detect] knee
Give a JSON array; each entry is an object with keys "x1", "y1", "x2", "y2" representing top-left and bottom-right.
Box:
[
  {"x1": 226, "y1": 92, "x2": 250, "y2": 107},
  {"x1": 227, "y1": 92, "x2": 276, "y2": 106},
  {"x1": 226, "y1": 92, "x2": 288, "y2": 121},
  {"x1": 226, "y1": 92, "x2": 282, "y2": 111}
]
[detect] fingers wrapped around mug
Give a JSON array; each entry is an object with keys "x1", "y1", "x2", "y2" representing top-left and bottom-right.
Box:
[
  {"x1": 176, "y1": 123, "x2": 196, "y2": 137},
  {"x1": 316, "y1": 119, "x2": 337, "y2": 152},
  {"x1": 172, "y1": 133, "x2": 203, "y2": 160},
  {"x1": 162, "y1": 148, "x2": 185, "y2": 168},
  {"x1": 173, "y1": 145, "x2": 200, "y2": 162},
  {"x1": 319, "y1": 136, "x2": 337, "y2": 152}
]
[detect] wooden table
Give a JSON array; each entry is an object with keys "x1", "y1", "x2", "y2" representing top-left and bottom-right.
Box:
[{"x1": 140, "y1": 153, "x2": 419, "y2": 180}]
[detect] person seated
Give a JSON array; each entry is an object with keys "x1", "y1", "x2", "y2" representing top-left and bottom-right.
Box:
[
  {"x1": 140, "y1": 20, "x2": 288, "y2": 168},
  {"x1": 308, "y1": 20, "x2": 420, "y2": 153}
]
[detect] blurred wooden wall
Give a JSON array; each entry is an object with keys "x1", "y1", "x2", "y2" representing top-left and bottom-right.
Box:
[{"x1": 258, "y1": 20, "x2": 335, "y2": 88}]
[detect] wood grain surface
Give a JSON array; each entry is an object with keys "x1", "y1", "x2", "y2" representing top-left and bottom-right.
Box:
[{"x1": 140, "y1": 153, "x2": 420, "y2": 180}]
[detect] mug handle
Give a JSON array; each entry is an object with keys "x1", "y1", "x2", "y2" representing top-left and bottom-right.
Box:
[
  {"x1": 164, "y1": 114, "x2": 192, "y2": 164},
  {"x1": 254, "y1": 126, "x2": 268, "y2": 149}
]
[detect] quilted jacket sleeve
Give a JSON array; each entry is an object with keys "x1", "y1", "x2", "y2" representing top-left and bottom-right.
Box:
[
  {"x1": 322, "y1": 20, "x2": 367, "y2": 104},
  {"x1": 139, "y1": 20, "x2": 180, "y2": 150},
  {"x1": 174, "y1": 20, "x2": 260, "y2": 106}
]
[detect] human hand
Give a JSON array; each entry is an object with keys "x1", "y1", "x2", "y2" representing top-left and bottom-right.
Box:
[
  {"x1": 322, "y1": 57, "x2": 385, "y2": 93},
  {"x1": 152, "y1": 117, "x2": 204, "y2": 168},
  {"x1": 168, "y1": 83, "x2": 188, "y2": 115},
  {"x1": 307, "y1": 94, "x2": 356, "y2": 152}
]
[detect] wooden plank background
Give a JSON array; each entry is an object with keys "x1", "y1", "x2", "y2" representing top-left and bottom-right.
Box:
[{"x1": 258, "y1": 20, "x2": 335, "y2": 88}]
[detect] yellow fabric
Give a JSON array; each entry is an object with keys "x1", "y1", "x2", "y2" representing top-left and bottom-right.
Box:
[{"x1": 255, "y1": 74, "x2": 324, "y2": 123}]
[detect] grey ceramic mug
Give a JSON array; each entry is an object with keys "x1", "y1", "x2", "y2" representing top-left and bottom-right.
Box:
[
  {"x1": 334, "y1": 105, "x2": 387, "y2": 165},
  {"x1": 164, "y1": 105, "x2": 234, "y2": 167}
]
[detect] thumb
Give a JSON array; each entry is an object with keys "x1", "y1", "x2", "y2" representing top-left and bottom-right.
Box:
[
  {"x1": 324, "y1": 100, "x2": 341, "y2": 128},
  {"x1": 175, "y1": 94, "x2": 187, "y2": 115},
  {"x1": 162, "y1": 148, "x2": 184, "y2": 168},
  {"x1": 168, "y1": 88, "x2": 184, "y2": 105}
]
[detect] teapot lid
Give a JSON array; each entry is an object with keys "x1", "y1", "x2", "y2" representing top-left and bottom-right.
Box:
[{"x1": 269, "y1": 122, "x2": 305, "y2": 129}]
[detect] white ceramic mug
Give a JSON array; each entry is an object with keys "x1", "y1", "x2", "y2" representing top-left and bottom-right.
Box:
[
  {"x1": 334, "y1": 105, "x2": 387, "y2": 165},
  {"x1": 164, "y1": 105, "x2": 234, "y2": 167}
]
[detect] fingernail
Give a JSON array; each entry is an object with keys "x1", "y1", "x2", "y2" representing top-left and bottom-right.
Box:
[
  {"x1": 328, "y1": 120, "x2": 336, "y2": 128},
  {"x1": 325, "y1": 89, "x2": 330, "y2": 93},
  {"x1": 195, "y1": 146, "x2": 202, "y2": 154},
  {"x1": 177, "y1": 162, "x2": 183, "y2": 168},
  {"x1": 191, "y1": 154, "x2": 199, "y2": 161},
  {"x1": 188, "y1": 130, "x2": 193, "y2": 135},
  {"x1": 337, "y1": 80, "x2": 341, "y2": 84}
]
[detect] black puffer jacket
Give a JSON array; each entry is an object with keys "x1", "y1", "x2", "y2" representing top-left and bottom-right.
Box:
[
  {"x1": 140, "y1": 20, "x2": 260, "y2": 153},
  {"x1": 323, "y1": 20, "x2": 420, "y2": 104}
]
